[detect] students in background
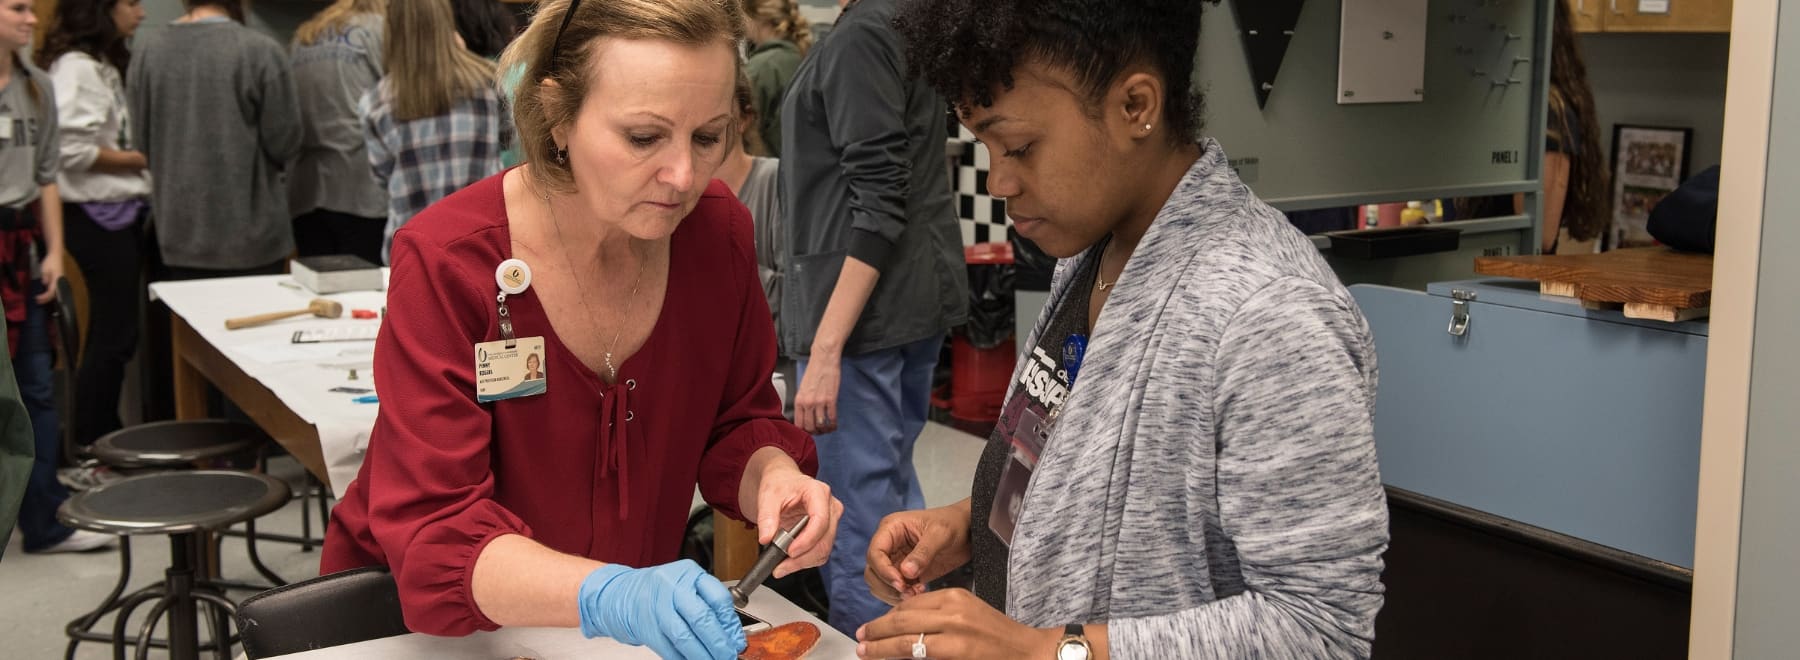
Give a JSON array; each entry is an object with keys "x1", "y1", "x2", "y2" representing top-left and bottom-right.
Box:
[
  {"x1": 719, "y1": 64, "x2": 791, "y2": 411},
  {"x1": 36, "y1": 0, "x2": 147, "y2": 462},
  {"x1": 289, "y1": 0, "x2": 387, "y2": 266},
  {"x1": 362, "y1": 0, "x2": 508, "y2": 264},
  {"x1": 1, "y1": 0, "x2": 111, "y2": 554},
  {"x1": 720, "y1": 66, "x2": 782, "y2": 349},
  {"x1": 453, "y1": 0, "x2": 522, "y2": 167},
  {"x1": 1535, "y1": 0, "x2": 1609, "y2": 254},
  {"x1": 780, "y1": 0, "x2": 970, "y2": 636},
  {"x1": 1454, "y1": 0, "x2": 1608, "y2": 254},
  {"x1": 129, "y1": 0, "x2": 303, "y2": 279},
  {"x1": 451, "y1": 0, "x2": 517, "y2": 60},
  {"x1": 740, "y1": 0, "x2": 809, "y2": 158}
]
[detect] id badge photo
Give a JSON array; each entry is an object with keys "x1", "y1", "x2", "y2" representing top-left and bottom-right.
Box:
[{"x1": 989, "y1": 407, "x2": 1056, "y2": 547}]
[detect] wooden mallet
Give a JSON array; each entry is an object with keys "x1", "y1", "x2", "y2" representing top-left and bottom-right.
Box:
[{"x1": 224, "y1": 299, "x2": 345, "y2": 330}]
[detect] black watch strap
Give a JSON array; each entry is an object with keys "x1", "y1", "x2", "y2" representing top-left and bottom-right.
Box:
[{"x1": 1065, "y1": 624, "x2": 1085, "y2": 637}]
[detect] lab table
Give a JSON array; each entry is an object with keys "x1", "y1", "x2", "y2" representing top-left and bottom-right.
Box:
[{"x1": 266, "y1": 584, "x2": 854, "y2": 659}]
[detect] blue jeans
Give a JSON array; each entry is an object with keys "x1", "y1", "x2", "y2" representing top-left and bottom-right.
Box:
[
  {"x1": 798, "y1": 335, "x2": 939, "y2": 636},
  {"x1": 15, "y1": 284, "x2": 72, "y2": 551}
]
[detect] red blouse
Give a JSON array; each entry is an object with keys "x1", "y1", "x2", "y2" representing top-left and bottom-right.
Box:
[{"x1": 321, "y1": 173, "x2": 816, "y2": 636}]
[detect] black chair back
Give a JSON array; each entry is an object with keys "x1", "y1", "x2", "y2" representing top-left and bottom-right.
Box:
[
  {"x1": 236, "y1": 566, "x2": 410, "y2": 658},
  {"x1": 52, "y1": 276, "x2": 81, "y2": 460},
  {"x1": 53, "y1": 276, "x2": 78, "y2": 369}
]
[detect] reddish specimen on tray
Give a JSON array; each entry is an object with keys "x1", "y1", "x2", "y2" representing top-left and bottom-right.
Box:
[{"x1": 740, "y1": 622, "x2": 822, "y2": 660}]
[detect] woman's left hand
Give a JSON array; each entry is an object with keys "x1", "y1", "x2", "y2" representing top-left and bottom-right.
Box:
[
  {"x1": 753, "y1": 459, "x2": 843, "y2": 578},
  {"x1": 854, "y1": 589, "x2": 1060, "y2": 660},
  {"x1": 35, "y1": 250, "x2": 63, "y2": 304}
]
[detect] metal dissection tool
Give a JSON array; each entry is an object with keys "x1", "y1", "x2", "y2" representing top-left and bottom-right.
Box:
[{"x1": 729, "y1": 515, "x2": 810, "y2": 609}]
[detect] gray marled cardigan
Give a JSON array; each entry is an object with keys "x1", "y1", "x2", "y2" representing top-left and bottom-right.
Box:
[{"x1": 1004, "y1": 141, "x2": 1388, "y2": 659}]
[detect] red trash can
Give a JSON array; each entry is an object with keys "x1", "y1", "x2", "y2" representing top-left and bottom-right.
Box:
[{"x1": 939, "y1": 243, "x2": 1016, "y2": 425}]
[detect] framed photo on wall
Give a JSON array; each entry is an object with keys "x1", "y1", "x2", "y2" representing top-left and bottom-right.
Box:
[{"x1": 1610, "y1": 124, "x2": 1693, "y2": 248}]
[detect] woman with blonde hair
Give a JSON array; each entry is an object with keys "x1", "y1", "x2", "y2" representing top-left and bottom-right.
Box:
[
  {"x1": 290, "y1": 0, "x2": 387, "y2": 265},
  {"x1": 740, "y1": 0, "x2": 809, "y2": 157},
  {"x1": 323, "y1": 0, "x2": 839, "y2": 658},
  {"x1": 360, "y1": 0, "x2": 506, "y2": 263}
]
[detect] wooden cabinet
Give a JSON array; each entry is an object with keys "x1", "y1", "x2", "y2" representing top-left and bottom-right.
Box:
[
  {"x1": 33, "y1": 0, "x2": 55, "y2": 44},
  {"x1": 1571, "y1": 0, "x2": 1607, "y2": 32},
  {"x1": 1573, "y1": 0, "x2": 1732, "y2": 33}
]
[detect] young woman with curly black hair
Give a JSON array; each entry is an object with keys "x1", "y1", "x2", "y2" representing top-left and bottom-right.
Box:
[{"x1": 857, "y1": 2, "x2": 1389, "y2": 659}]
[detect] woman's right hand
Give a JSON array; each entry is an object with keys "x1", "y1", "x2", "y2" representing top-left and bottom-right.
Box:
[
  {"x1": 864, "y1": 501, "x2": 974, "y2": 605},
  {"x1": 576, "y1": 559, "x2": 745, "y2": 660}
]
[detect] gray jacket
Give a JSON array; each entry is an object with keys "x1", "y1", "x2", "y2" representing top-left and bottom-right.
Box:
[
  {"x1": 1004, "y1": 142, "x2": 1389, "y2": 659},
  {"x1": 288, "y1": 14, "x2": 386, "y2": 219},
  {"x1": 777, "y1": 0, "x2": 968, "y2": 358},
  {"x1": 129, "y1": 19, "x2": 303, "y2": 270}
]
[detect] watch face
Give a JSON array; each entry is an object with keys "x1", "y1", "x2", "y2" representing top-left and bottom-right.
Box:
[{"x1": 1057, "y1": 641, "x2": 1090, "y2": 660}]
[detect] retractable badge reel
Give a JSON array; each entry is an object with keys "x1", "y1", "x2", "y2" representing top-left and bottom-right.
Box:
[{"x1": 476, "y1": 259, "x2": 548, "y2": 403}]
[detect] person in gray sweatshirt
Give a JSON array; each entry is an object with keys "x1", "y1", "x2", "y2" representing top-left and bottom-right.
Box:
[
  {"x1": 128, "y1": 0, "x2": 302, "y2": 276},
  {"x1": 858, "y1": 2, "x2": 1389, "y2": 659}
]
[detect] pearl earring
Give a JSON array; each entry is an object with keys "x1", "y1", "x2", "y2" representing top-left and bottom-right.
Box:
[{"x1": 1144, "y1": 123, "x2": 1153, "y2": 132}]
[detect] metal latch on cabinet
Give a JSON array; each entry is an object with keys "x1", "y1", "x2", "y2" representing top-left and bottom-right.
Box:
[{"x1": 1448, "y1": 289, "x2": 1477, "y2": 337}]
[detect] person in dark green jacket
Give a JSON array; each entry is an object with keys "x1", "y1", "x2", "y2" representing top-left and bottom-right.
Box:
[
  {"x1": 0, "y1": 333, "x2": 33, "y2": 561},
  {"x1": 741, "y1": 0, "x2": 810, "y2": 157}
]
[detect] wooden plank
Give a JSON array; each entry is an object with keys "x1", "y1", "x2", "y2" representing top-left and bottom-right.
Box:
[
  {"x1": 1603, "y1": 0, "x2": 1732, "y2": 33},
  {"x1": 1542, "y1": 281, "x2": 1579, "y2": 298},
  {"x1": 1475, "y1": 248, "x2": 1713, "y2": 308},
  {"x1": 172, "y1": 316, "x2": 332, "y2": 490},
  {"x1": 1625, "y1": 304, "x2": 1711, "y2": 323}
]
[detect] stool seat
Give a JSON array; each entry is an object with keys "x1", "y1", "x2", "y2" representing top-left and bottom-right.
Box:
[
  {"x1": 91, "y1": 420, "x2": 267, "y2": 467},
  {"x1": 59, "y1": 470, "x2": 291, "y2": 536}
]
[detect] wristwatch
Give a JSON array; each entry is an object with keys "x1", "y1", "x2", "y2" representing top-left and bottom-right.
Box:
[{"x1": 1055, "y1": 624, "x2": 1092, "y2": 660}]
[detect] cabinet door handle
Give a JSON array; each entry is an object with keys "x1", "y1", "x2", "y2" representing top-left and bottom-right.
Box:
[{"x1": 1610, "y1": 0, "x2": 1623, "y2": 15}]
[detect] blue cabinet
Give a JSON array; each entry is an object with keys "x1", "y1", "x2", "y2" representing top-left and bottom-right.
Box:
[{"x1": 1351, "y1": 279, "x2": 1706, "y2": 568}]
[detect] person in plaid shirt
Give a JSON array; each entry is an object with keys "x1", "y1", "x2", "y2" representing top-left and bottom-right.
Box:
[{"x1": 361, "y1": 0, "x2": 509, "y2": 264}]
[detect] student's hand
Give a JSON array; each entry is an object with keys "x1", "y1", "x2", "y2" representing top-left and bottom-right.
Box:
[
  {"x1": 35, "y1": 250, "x2": 63, "y2": 304},
  {"x1": 854, "y1": 589, "x2": 1060, "y2": 660},
  {"x1": 751, "y1": 458, "x2": 843, "y2": 578},
  {"x1": 576, "y1": 560, "x2": 745, "y2": 660},
  {"x1": 864, "y1": 502, "x2": 972, "y2": 605},
  {"x1": 795, "y1": 350, "x2": 841, "y2": 434}
]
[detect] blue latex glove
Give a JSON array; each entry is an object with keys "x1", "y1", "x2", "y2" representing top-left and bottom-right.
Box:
[{"x1": 577, "y1": 560, "x2": 746, "y2": 660}]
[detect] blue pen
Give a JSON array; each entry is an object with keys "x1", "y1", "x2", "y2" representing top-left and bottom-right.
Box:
[{"x1": 352, "y1": 395, "x2": 379, "y2": 404}]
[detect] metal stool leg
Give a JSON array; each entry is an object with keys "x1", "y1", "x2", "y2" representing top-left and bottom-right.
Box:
[
  {"x1": 192, "y1": 592, "x2": 240, "y2": 659},
  {"x1": 65, "y1": 535, "x2": 134, "y2": 660},
  {"x1": 243, "y1": 518, "x2": 288, "y2": 586},
  {"x1": 299, "y1": 479, "x2": 315, "y2": 552},
  {"x1": 110, "y1": 588, "x2": 166, "y2": 660},
  {"x1": 132, "y1": 598, "x2": 172, "y2": 660},
  {"x1": 198, "y1": 600, "x2": 227, "y2": 660},
  {"x1": 312, "y1": 475, "x2": 330, "y2": 549},
  {"x1": 155, "y1": 533, "x2": 204, "y2": 660}
]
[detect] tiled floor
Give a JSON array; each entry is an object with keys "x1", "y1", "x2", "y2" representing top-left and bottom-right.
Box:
[{"x1": 1, "y1": 422, "x2": 986, "y2": 658}]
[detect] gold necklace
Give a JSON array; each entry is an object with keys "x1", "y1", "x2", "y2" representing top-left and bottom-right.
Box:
[
  {"x1": 1094, "y1": 245, "x2": 1117, "y2": 292},
  {"x1": 546, "y1": 195, "x2": 646, "y2": 384}
]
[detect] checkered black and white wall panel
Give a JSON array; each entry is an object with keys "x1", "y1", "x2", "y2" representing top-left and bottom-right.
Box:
[{"x1": 952, "y1": 125, "x2": 1011, "y2": 247}]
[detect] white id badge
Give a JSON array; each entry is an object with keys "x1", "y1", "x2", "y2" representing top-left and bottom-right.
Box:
[
  {"x1": 0, "y1": 115, "x2": 13, "y2": 141},
  {"x1": 988, "y1": 408, "x2": 1052, "y2": 547},
  {"x1": 475, "y1": 337, "x2": 548, "y2": 403}
]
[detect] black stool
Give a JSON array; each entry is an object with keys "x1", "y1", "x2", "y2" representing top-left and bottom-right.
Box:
[
  {"x1": 90, "y1": 419, "x2": 263, "y2": 468},
  {"x1": 88, "y1": 419, "x2": 300, "y2": 588},
  {"x1": 60, "y1": 470, "x2": 290, "y2": 660}
]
